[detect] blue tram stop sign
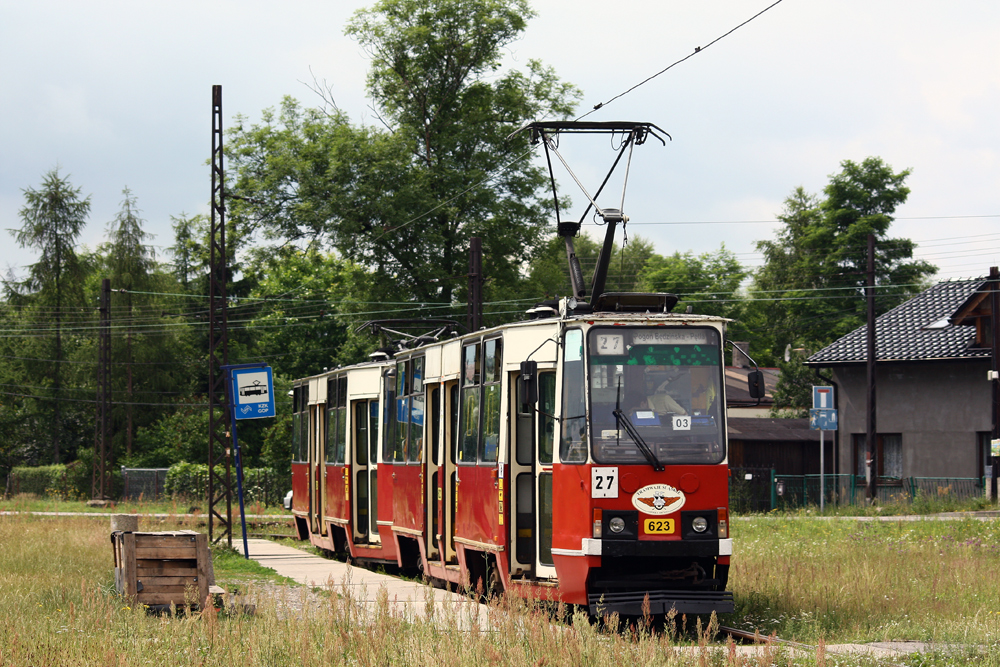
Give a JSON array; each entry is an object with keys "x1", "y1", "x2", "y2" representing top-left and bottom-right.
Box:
[{"x1": 231, "y1": 366, "x2": 276, "y2": 420}]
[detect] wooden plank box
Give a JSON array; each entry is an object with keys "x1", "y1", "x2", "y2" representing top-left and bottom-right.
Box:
[{"x1": 112, "y1": 530, "x2": 213, "y2": 609}]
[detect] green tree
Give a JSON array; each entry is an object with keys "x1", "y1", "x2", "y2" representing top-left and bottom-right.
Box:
[
  {"x1": 234, "y1": 245, "x2": 353, "y2": 379},
  {"x1": 227, "y1": 0, "x2": 580, "y2": 311},
  {"x1": 639, "y1": 244, "x2": 747, "y2": 319},
  {"x1": 167, "y1": 213, "x2": 206, "y2": 294},
  {"x1": 521, "y1": 233, "x2": 658, "y2": 300},
  {"x1": 105, "y1": 189, "x2": 157, "y2": 457},
  {"x1": 10, "y1": 169, "x2": 91, "y2": 463},
  {"x1": 746, "y1": 157, "x2": 937, "y2": 364},
  {"x1": 769, "y1": 351, "x2": 817, "y2": 417}
]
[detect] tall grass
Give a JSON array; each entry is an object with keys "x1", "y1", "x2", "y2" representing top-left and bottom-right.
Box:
[
  {"x1": 0, "y1": 493, "x2": 290, "y2": 516},
  {"x1": 0, "y1": 514, "x2": 727, "y2": 666},
  {"x1": 731, "y1": 517, "x2": 1000, "y2": 646},
  {"x1": 4, "y1": 513, "x2": 1000, "y2": 665}
]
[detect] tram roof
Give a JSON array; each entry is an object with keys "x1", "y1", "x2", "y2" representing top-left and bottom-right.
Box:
[{"x1": 293, "y1": 306, "x2": 729, "y2": 384}]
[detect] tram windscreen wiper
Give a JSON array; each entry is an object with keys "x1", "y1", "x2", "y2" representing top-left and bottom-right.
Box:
[{"x1": 613, "y1": 380, "x2": 664, "y2": 472}]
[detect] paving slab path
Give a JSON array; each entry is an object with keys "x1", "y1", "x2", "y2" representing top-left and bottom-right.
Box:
[{"x1": 234, "y1": 538, "x2": 492, "y2": 629}]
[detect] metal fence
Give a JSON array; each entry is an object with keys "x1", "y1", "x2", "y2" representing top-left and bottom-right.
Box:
[
  {"x1": 729, "y1": 468, "x2": 985, "y2": 512},
  {"x1": 120, "y1": 468, "x2": 170, "y2": 502}
]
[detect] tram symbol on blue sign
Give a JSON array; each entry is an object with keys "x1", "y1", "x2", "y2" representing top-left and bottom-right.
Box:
[{"x1": 231, "y1": 367, "x2": 276, "y2": 420}]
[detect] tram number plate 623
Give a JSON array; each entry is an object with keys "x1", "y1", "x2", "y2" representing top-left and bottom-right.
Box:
[{"x1": 643, "y1": 518, "x2": 675, "y2": 534}]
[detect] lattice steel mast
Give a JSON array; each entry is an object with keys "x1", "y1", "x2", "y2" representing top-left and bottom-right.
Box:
[{"x1": 208, "y1": 84, "x2": 233, "y2": 545}]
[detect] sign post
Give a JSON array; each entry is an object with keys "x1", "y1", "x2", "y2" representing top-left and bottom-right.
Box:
[
  {"x1": 810, "y1": 386, "x2": 837, "y2": 511},
  {"x1": 222, "y1": 363, "x2": 276, "y2": 558}
]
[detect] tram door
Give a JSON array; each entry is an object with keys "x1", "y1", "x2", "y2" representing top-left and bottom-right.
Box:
[
  {"x1": 442, "y1": 380, "x2": 459, "y2": 563},
  {"x1": 352, "y1": 399, "x2": 380, "y2": 544},
  {"x1": 511, "y1": 370, "x2": 556, "y2": 578},
  {"x1": 425, "y1": 385, "x2": 442, "y2": 561},
  {"x1": 309, "y1": 379, "x2": 328, "y2": 535}
]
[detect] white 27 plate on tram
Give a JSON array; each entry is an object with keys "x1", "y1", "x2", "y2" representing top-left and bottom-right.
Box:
[{"x1": 591, "y1": 467, "x2": 619, "y2": 498}]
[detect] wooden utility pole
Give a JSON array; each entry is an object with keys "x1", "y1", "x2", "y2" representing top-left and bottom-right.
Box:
[
  {"x1": 467, "y1": 238, "x2": 483, "y2": 332},
  {"x1": 866, "y1": 234, "x2": 878, "y2": 501},
  {"x1": 92, "y1": 278, "x2": 112, "y2": 499},
  {"x1": 990, "y1": 266, "x2": 999, "y2": 500}
]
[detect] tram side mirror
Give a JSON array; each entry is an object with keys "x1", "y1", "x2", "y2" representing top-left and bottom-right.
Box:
[
  {"x1": 747, "y1": 370, "x2": 765, "y2": 399},
  {"x1": 519, "y1": 360, "x2": 538, "y2": 408}
]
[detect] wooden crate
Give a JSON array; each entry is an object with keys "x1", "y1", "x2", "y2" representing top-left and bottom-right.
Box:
[{"x1": 112, "y1": 530, "x2": 215, "y2": 608}]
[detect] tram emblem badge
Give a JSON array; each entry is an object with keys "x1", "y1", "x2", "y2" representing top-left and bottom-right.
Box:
[{"x1": 631, "y1": 484, "x2": 685, "y2": 515}]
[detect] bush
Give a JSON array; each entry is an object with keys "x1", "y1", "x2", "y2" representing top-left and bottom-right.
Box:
[
  {"x1": 164, "y1": 462, "x2": 289, "y2": 507},
  {"x1": 8, "y1": 457, "x2": 122, "y2": 500},
  {"x1": 9, "y1": 465, "x2": 66, "y2": 497}
]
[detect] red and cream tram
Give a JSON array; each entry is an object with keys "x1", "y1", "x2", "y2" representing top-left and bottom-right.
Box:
[
  {"x1": 290, "y1": 295, "x2": 759, "y2": 615},
  {"x1": 288, "y1": 121, "x2": 762, "y2": 616}
]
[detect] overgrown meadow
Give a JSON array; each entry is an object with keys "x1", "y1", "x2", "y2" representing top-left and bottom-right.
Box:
[{"x1": 3, "y1": 512, "x2": 1000, "y2": 666}]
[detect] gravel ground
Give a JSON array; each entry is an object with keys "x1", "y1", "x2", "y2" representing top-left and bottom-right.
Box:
[{"x1": 223, "y1": 580, "x2": 328, "y2": 618}]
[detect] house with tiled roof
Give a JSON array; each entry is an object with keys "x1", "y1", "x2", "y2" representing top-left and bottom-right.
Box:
[{"x1": 805, "y1": 278, "x2": 993, "y2": 482}]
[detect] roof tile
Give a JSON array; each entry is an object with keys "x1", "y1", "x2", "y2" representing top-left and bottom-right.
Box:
[{"x1": 806, "y1": 279, "x2": 991, "y2": 365}]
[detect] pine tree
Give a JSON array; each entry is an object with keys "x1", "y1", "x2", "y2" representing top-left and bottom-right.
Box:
[{"x1": 12, "y1": 169, "x2": 91, "y2": 463}]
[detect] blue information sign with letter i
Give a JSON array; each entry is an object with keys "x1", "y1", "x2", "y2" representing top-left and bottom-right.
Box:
[{"x1": 231, "y1": 366, "x2": 276, "y2": 420}]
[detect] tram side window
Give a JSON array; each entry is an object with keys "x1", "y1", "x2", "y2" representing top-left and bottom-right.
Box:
[
  {"x1": 369, "y1": 400, "x2": 379, "y2": 464},
  {"x1": 299, "y1": 387, "x2": 309, "y2": 462},
  {"x1": 393, "y1": 361, "x2": 408, "y2": 463},
  {"x1": 382, "y1": 368, "x2": 395, "y2": 464},
  {"x1": 355, "y1": 402, "x2": 368, "y2": 466},
  {"x1": 449, "y1": 384, "x2": 459, "y2": 464},
  {"x1": 292, "y1": 386, "x2": 307, "y2": 462},
  {"x1": 326, "y1": 376, "x2": 347, "y2": 465},
  {"x1": 538, "y1": 372, "x2": 556, "y2": 465},
  {"x1": 408, "y1": 357, "x2": 424, "y2": 463},
  {"x1": 391, "y1": 358, "x2": 425, "y2": 465},
  {"x1": 560, "y1": 329, "x2": 587, "y2": 463},
  {"x1": 459, "y1": 343, "x2": 480, "y2": 463},
  {"x1": 480, "y1": 339, "x2": 502, "y2": 463},
  {"x1": 458, "y1": 339, "x2": 503, "y2": 465}
]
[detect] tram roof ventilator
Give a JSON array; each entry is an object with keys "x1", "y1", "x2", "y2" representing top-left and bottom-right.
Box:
[{"x1": 359, "y1": 318, "x2": 465, "y2": 360}]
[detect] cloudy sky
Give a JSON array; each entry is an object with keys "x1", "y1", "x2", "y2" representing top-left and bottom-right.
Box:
[{"x1": 1, "y1": 0, "x2": 997, "y2": 286}]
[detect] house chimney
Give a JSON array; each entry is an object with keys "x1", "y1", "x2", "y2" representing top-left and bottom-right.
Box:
[{"x1": 732, "y1": 342, "x2": 751, "y2": 368}]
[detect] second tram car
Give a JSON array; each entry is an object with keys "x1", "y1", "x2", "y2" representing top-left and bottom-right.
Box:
[{"x1": 288, "y1": 120, "x2": 762, "y2": 616}]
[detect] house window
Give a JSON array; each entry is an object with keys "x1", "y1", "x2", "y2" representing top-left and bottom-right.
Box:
[
  {"x1": 883, "y1": 434, "x2": 902, "y2": 478},
  {"x1": 852, "y1": 433, "x2": 903, "y2": 478},
  {"x1": 980, "y1": 432, "x2": 993, "y2": 478}
]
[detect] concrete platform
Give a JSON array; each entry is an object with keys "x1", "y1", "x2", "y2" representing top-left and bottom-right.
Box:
[{"x1": 234, "y1": 538, "x2": 491, "y2": 627}]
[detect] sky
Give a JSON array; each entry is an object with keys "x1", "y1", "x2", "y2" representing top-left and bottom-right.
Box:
[{"x1": 1, "y1": 0, "x2": 997, "y2": 287}]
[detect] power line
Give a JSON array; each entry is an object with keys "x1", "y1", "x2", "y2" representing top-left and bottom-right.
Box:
[
  {"x1": 581, "y1": 0, "x2": 787, "y2": 118},
  {"x1": 587, "y1": 214, "x2": 1000, "y2": 226}
]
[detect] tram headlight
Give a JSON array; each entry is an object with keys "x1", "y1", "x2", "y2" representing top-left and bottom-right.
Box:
[
  {"x1": 608, "y1": 516, "x2": 626, "y2": 534},
  {"x1": 691, "y1": 516, "x2": 709, "y2": 533}
]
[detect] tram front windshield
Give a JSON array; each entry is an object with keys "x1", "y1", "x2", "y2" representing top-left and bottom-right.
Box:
[{"x1": 588, "y1": 327, "x2": 725, "y2": 465}]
